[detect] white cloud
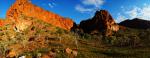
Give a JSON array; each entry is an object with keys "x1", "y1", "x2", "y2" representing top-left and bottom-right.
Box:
[
  {"x1": 126, "y1": 7, "x2": 140, "y2": 19},
  {"x1": 117, "y1": 4, "x2": 150, "y2": 23},
  {"x1": 82, "y1": 0, "x2": 104, "y2": 7},
  {"x1": 48, "y1": 3, "x2": 54, "y2": 8},
  {"x1": 75, "y1": 0, "x2": 105, "y2": 13},
  {"x1": 75, "y1": 5, "x2": 93, "y2": 13},
  {"x1": 48, "y1": 2, "x2": 56, "y2": 8},
  {"x1": 125, "y1": 5, "x2": 150, "y2": 20},
  {"x1": 140, "y1": 5, "x2": 150, "y2": 19},
  {"x1": 116, "y1": 13, "x2": 127, "y2": 23}
]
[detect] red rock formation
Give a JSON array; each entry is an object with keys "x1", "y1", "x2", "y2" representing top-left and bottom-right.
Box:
[
  {"x1": 0, "y1": 19, "x2": 4, "y2": 26},
  {"x1": 79, "y1": 10, "x2": 119, "y2": 36},
  {"x1": 0, "y1": 19, "x2": 10, "y2": 27},
  {"x1": 6, "y1": 0, "x2": 74, "y2": 30}
]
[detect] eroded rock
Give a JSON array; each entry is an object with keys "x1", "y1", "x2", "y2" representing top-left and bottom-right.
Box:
[
  {"x1": 6, "y1": 0, "x2": 74, "y2": 30},
  {"x1": 79, "y1": 10, "x2": 119, "y2": 36}
]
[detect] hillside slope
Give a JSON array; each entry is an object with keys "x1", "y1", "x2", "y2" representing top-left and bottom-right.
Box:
[
  {"x1": 119, "y1": 18, "x2": 150, "y2": 29},
  {"x1": 0, "y1": 15, "x2": 150, "y2": 58}
]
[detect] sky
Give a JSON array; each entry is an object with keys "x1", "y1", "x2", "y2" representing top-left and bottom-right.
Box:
[{"x1": 0, "y1": 0, "x2": 150, "y2": 24}]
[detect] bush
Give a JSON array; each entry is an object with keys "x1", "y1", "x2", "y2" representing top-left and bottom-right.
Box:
[
  {"x1": 55, "y1": 27, "x2": 67, "y2": 34},
  {"x1": 81, "y1": 33, "x2": 93, "y2": 40},
  {"x1": 103, "y1": 28, "x2": 141, "y2": 47}
]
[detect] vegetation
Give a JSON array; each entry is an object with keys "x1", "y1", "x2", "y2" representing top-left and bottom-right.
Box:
[{"x1": 0, "y1": 15, "x2": 150, "y2": 58}]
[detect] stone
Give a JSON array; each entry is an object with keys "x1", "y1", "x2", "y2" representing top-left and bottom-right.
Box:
[
  {"x1": 65, "y1": 48, "x2": 72, "y2": 54},
  {"x1": 6, "y1": 49, "x2": 17, "y2": 58},
  {"x1": 65, "y1": 48, "x2": 78, "y2": 57},
  {"x1": 14, "y1": 19, "x2": 32, "y2": 32},
  {"x1": 72, "y1": 50, "x2": 78, "y2": 56}
]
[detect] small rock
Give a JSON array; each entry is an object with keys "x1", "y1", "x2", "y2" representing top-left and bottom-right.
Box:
[
  {"x1": 6, "y1": 50, "x2": 16, "y2": 58},
  {"x1": 72, "y1": 50, "x2": 78, "y2": 56},
  {"x1": 66, "y1": 48, "x2": 78, "y2": 57},
  {"x1": 65, "y1": 48, "x2": 72, "y2": 54}
]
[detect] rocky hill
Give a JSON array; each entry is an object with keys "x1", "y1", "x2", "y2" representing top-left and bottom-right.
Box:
[
  {"x1": 6, "y1": 0, "x2": 74, "y2": 30},
  {"x1": 78, "y1": 10, "x2": 119, "y2": 36},
  {"x1": 119, "y1": 18, "x2": 150, "y2": 29},
  {"x1": 6, "y1": 0, "x2": 121, "y2": 36}
]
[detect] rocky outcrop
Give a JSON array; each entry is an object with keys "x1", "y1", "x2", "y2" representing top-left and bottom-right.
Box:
[
  {"x1": 0, "y1": 19, "x2": 10, "y2": 27},
  {"x1": 6, "y1": 0, "x2": 74, "y2": 30},
  {"x1": 119, "y1": 18, "x2": 150, "y2": 29},
  {"x1": 79, "y1": 10, "x2": 119, "y2": 36},
  {"x1": 14, "y1": 19, "x2": 32, "y2": 32},
  {"x1": 0, "y1": 20, "x2": 4, "y2": 26}
]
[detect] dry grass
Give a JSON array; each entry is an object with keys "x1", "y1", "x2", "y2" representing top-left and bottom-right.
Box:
[{"x1": 0, "y1": 15, "x2": 150, "y2": 58}]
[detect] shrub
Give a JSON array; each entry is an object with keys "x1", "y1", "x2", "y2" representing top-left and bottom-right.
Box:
[
  {"x1": 55, "y1": 27, "x2": 67, "y2": 34},
  {"x1": 103, "y1": 28, "x2": 141, "y2": 47},
  {"x1": 81, "y1": 33, "x2": 93, "y2": 40}
]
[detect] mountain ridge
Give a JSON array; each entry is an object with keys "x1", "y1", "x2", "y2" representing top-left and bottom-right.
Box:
[{"x1": 119, "y1": 18, "x2": 150, "y2": 29}]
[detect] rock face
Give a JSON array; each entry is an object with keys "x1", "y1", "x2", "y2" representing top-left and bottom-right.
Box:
[
  {"x1": 0, "y1": 20, "x2": 4, "y2": 26},
  {"x1": 6, "y1": 0, "x2": 74, "y2": 30},
  {"x1": 119, "y1": 18, "x2": 150, "y2": 29},
  {"x1": 79, "y1": 10, "x2": 119, "y2": 36},
  {"x1": 0, "y1": 19, "x2": 10, "y2": 27}
]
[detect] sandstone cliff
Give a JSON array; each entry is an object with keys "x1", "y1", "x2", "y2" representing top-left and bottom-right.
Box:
[
  {"x1": 0, "y1": 20, "x2": 4, "y2": 26},
  {"x1": 79, "y1": 10, "x2": 119, "y2": 36},
  {"x1": 6, "y1": 0, "x2": 74, "y2": 30}
]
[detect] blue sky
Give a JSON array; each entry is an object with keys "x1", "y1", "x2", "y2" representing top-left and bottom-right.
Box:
[{"x1": 0, "y1": 0, "x2": 150, "y2": 23}]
